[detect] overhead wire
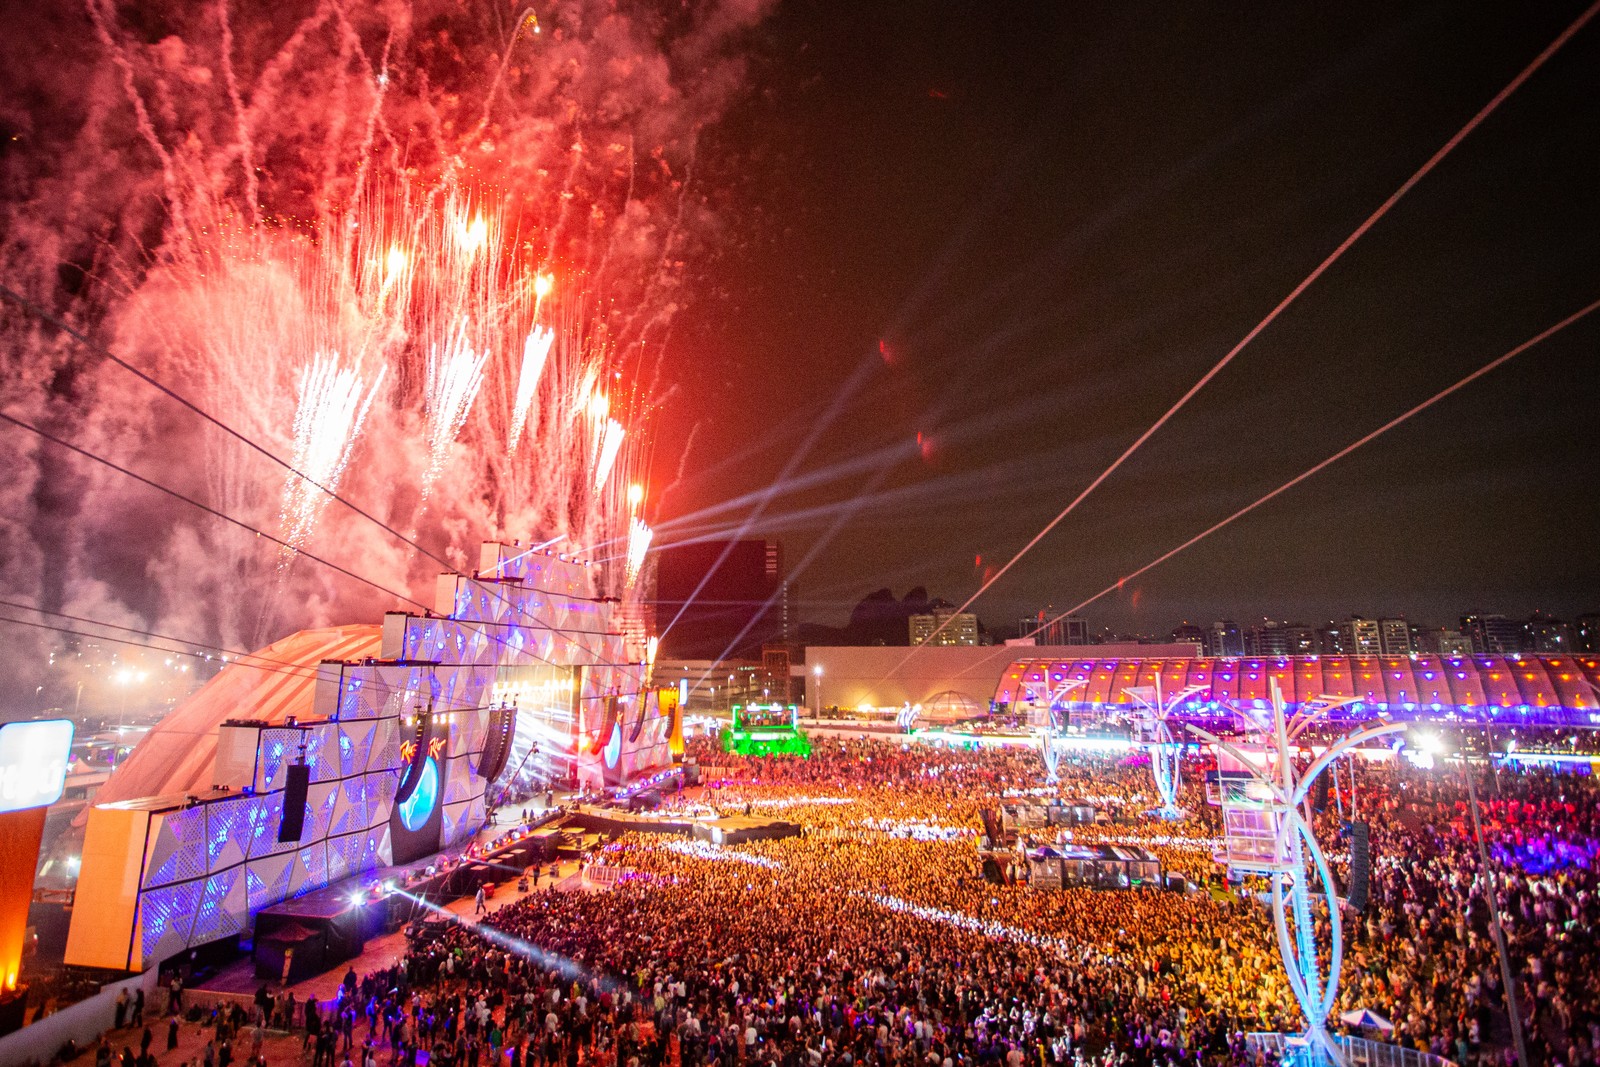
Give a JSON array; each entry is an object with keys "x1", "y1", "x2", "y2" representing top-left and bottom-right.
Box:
[
  {"x1": 0, "y1": 284, "x2": 619, "y2": 670},
  {"x1": 957, "y1": 296, "x2": 1600, "y2": 684},
  {"x1": 910, "y1": 0, "x2": 1600, "y2": 653}
]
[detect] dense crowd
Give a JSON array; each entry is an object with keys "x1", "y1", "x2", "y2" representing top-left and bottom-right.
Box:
[{"x1": 91, "y1": 732, "x2": 1600, "y2": 1067}]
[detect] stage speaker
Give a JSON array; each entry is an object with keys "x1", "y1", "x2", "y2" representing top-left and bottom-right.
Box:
[
  {"x1": 1312, "y1": 767, "x2": 1333, "y2": 812},
  {"x1": 278, "y1": 764, "x2": 311, "y2": 842},
  {"x1": 1347, "y1": 819, "x2": 1371, "y2": 911}
]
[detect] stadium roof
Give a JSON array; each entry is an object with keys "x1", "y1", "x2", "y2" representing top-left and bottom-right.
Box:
[{"x1": 995, "y1": 653, "x2": 1600, "y2": 726}]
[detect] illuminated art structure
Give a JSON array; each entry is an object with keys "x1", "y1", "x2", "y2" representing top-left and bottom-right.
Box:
[
  {"x1": 722, "y1": 703, "x2": 811, "y2": 757},
  {"x1": 66, "y1": 541, "x2": 670, "y2": 973},
  {"x1": 997, "y1": 654, "x2": 1600, "y2": 726},
  {"x1": 1187, "y1": 682, "x2": 1403, "y2": 1067},
  {"x1": 1123, "y1": 679, "x2": 1206, "y2": 820}
]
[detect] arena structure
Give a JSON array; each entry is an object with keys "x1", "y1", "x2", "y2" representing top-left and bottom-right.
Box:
[
  {"x1": 996, "y1": 653, "x2": 1600, "y2": 726},
  {"x1": 65, "y1": 541, "x2": 673, "y2": 973}
]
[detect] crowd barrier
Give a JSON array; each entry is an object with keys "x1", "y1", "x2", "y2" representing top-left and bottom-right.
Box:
[
  {"x1": 1245, "y1": 1032, "x2": 1457, "y2": 1067},
  {"x1": 581, "y1": 863, "x2": 642, "y2": 886}
]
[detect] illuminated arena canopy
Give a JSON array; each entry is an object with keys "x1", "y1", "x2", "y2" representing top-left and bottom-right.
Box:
[{"x1": 996, "y1": 654, "x2": 1600, "y2": 726}]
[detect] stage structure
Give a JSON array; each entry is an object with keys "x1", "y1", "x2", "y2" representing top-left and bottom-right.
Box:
[
  {"x1": 66, "y1": 541, "x2": 669, "y2": 973},
  {"x1": 1187, "y1": 681, "x2": 1403, "y2": 1067},
  {"x1": 996, "y1": 654, "x2": 1600, "y2": 727},
  {"x1": 722, "y1": 703, "x2": 811, "y2": 757},
  {"x1": 1032, "y1": 679, "x2": 1086, "y2": 783},
  {"x1": 1123, "y1": 679, "x2": 1205, "y2": 820}
]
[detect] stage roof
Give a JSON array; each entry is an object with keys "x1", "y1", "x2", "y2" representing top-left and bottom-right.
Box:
[{"x1": 83, "y1": 624, "x2": 380, "y2": 817}]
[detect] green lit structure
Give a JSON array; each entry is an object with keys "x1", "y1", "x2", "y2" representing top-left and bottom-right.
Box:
[{"x1": 722, "y1": 702, "x2": 812, "y2": 757}]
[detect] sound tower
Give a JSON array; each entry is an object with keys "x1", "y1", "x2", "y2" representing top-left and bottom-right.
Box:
[
  {"x1": 278, "y1": 763, "x2": 310, "y2": 842},
  {"x1": 1347, "y1": 819, "x2": 1371, "y2": 911}
]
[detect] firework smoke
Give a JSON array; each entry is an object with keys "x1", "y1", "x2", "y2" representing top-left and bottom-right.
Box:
[{"x1": 0, "y1": 0, "x2": 772, "y2": 703}]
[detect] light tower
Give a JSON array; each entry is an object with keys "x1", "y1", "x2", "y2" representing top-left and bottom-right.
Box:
[
  {"x1": 1187, "y1": 680, "x2": 1403, "y2": 1067},
  {"x1": 1123, "y1": 678, "x2": 1206, "y2": 819}
]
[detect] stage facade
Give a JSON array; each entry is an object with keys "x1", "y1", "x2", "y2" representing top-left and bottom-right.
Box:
[{"x1": 66, "y1": 542, "x2": 671, "y2": 972}]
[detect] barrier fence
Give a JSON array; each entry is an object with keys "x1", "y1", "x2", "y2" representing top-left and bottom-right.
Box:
[{"x1": 1245, "y1": 1033, "x2": 1457, "y2": 1067}]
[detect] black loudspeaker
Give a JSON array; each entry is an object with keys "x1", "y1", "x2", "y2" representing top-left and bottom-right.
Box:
[
  {"x1": 278, "y1": 763, "x2": 311, "y2": 842},
  {"x1": 1313, "y1": 767, "x2": 1333, "y2": 812},
  {"x1": 1347, "y1": 819, "x2": 1371, "y2": 911}
]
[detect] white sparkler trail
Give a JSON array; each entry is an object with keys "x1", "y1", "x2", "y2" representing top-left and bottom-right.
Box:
[
  {"x1": 422, "y1": 322, "x2": 491, "y2": 500},
  {"x1": 594, "y1": 418, "x2": 625, "y2": 490},
  {"x1": 625, "y1": 516, "x2": 653, "y2": 587},
  {"x1": 508, "y1": 326, "x2": 555, "y2": 456},
  {"x1": 281, "y1": 353, "x2": 386, "y2": 556}
]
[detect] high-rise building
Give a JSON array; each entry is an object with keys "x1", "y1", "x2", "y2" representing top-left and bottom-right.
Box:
[
  {"x1": 654, "y1": 539, "x2": 786, "y2": 660},
  {"x1": 1338, "y1": 616, "x2": 1381, "y2": 657},
  {"x1": 1205, "y1": 620, "x2": 1243, "y2": 658},
  {"x1": 1378, "y1": 617, "x2": 1412, "y2": 656},
  {"x1": 910, "y1": 609, "x2": 979, "y2": 646},
  {"x1": 1416, "y1": 627, "x2": 1473, "y2": 655},
  {"x1": 1317, "y1": 622, "x2": 1344, "y2": 655},
  {"x1": 1461, "y1": 614, "x2": 1524, "y2": 655},
  {"x1": 1171, "y1": 623, "x2": 1206, "y2": 649},
  {"x1": 1524, "y1": 612, "x2": 1574, "y2": 654},
  {"x1": 1244, "y1": 621, "x2": 1288, "y2": 657},
  {"x1": 1578, "y1": 614, "x2": 1600, "y2": 654},
  {"x1": 1022, "y1": 610, "x2": 1088, "y2": 645}
]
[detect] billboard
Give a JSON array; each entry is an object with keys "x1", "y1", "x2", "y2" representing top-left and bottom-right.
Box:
[{"x1": 0, "y1": 720, "x2": 74, "y2": 814}]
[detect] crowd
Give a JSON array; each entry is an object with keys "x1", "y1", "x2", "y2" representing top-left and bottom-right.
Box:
[{"x1": 77, "y1": 733, "x2": 1600, "y2": 1067}]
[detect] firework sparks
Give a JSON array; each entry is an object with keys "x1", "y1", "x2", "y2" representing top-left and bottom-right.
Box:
[
  {"x1": 625, "y1": 516, "x2": 653, "y2": 587},
  {"x1": 280, "y1": 353, "x2": 386, "y2": 556},
  {"x1": 422, "y1": 322, "x2": 491, "y2": 501},
  {"x1": 507, "y1": 326, "x2": 555, "y2": 456},
  {"x1": 594, "y1": 418, "x2": 626, "y2": 491}
]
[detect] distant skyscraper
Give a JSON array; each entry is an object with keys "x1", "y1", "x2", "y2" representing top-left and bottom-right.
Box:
[
  {"x1": 1205, "y1": 620, "x2": 1243, "y2": 657},
  {"x1": 910, "y1": 609, "x2": 979, "y2": 646},
  {"x1": 1578, "y1": 614, "x2": 1600, "y2": 654},
  {"x1": 1171, "y1": 623, "x2": 1207, "y2": 649},
  {"x1": 1378, "y1": 617, "x2": 1412, "y2": 656},
  {"x1": 1339, "y1": 616, "x2": 1381, "y2": 657},
  {"x1": 1416, "y1": 627, "x2": 1473, "y2": 656},
  {"x1": 1244, "y1": 621, "x2": 1292, "y2": 657},
  {"x1": 1461, "y1": 614, "x2": 1524, "y2": 655},
  {"x1": 1524, "y1": 612, "x2": 1574, "y2": 654},
  {"x1": 1024, "y1": 610, "x2": 1088, "y2": 645},
  {"x1": 1317, "y1": 622, "x2": 1344, "y2": 655}
]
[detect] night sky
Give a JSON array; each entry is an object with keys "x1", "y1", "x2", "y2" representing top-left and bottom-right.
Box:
[{"x1": 662, "y1": 0, "x2": 1600, "y2": 635}]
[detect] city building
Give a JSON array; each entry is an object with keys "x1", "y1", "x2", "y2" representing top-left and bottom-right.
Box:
[
  {"x1": 1416, "y1": 627, "x2": 1474, "y2": 656},
  {"x1": 653, "y1": 539, "x2": 788, "y2": 660},
  {"x1": 910, "y1": 608, "x2": 980, "y2": 646},
  {"x1": 1205, "y1": 620, "x2": 1243, "y2": 657},
  {"x1": 1242, "y1": 621, "x2": 1318, "y2": 657},
  {"x1": 1171, "y1": 623, "x2": 1207, "y2": 648},
  {"x1": 1338, "y1": 616, "x2": 1381, "y2": 657},
  {"x1": 1578, "y1": 614, "x2": 1600, "y2": 654},
  {"x1": 1525, "y1": 612, "x2": 1575, "y2": 654},
  {"x1": 1378, "y1": 617, "x2": 1412, "y2": 656},
  {"x1": 1317, "y1": 623, "x2": 1344, "y2": 655},
  {"x1": 1462, "y1": 614, "x2": 1524, "y2": 655},
  {"x1": 1018, "y1": 611, "x2": 1088, "y2": 645}
]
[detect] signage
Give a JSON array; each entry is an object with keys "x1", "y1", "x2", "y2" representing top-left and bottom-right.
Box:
[{"x1": 0, "y1": 719, "x2": 74, "y2": 813}]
